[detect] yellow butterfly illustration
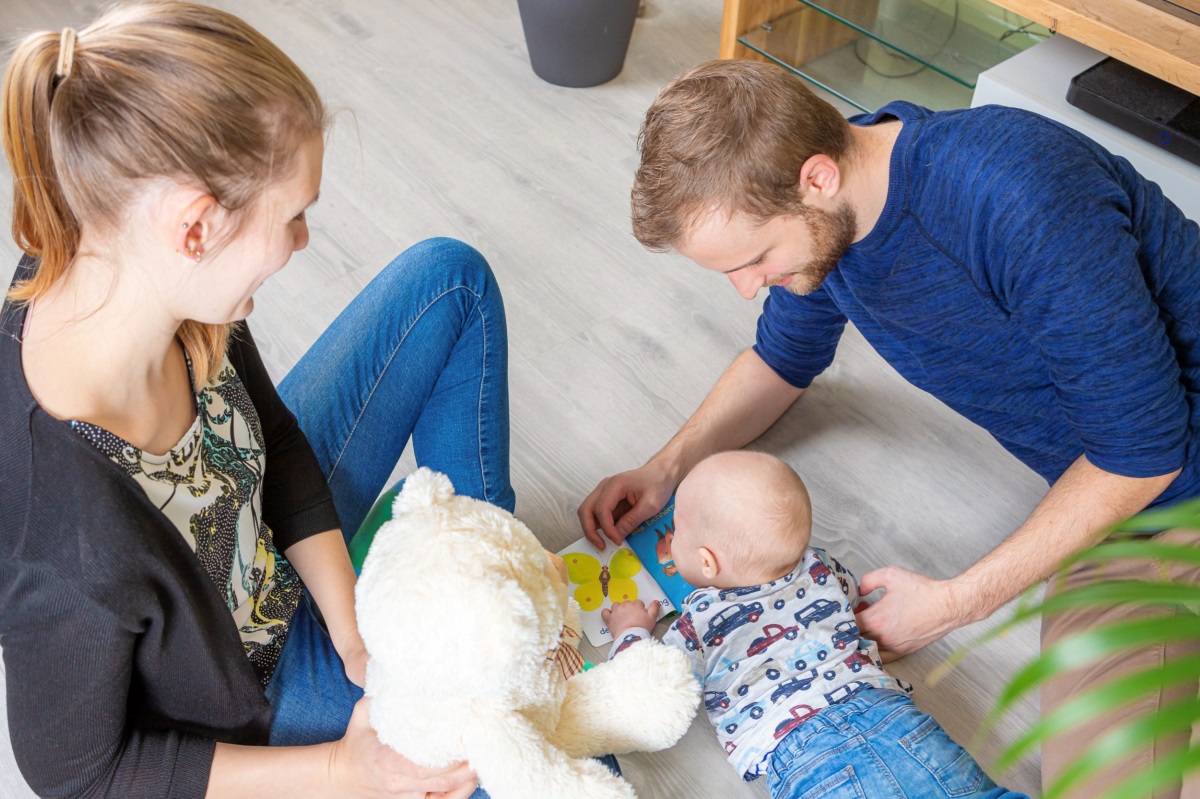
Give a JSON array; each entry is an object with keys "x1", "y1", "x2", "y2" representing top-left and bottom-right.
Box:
[{"x1": 564, "y1": 548, "x2": 642, "y2": 611}]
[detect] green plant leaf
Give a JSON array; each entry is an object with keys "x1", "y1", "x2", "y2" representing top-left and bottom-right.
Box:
[
  {"x1": 969, "y1": 498, "x2": 1200, "y2": 797},
  {"x1": 937, "y1": 543, "x2": 1200, "y2": 686},
  {"x1": 933, "y1": 580, "x2": 1198, "y2": 687},
  {"x1": 989, "y1": 616, "x2": 1200, "y2": 721},
  {"x1": 1004, "y1": 581, "x2": 1200, "y2": 630},
  {"x1": 931, "y1": 594, "x2": 1044, "y2": 685},
  {"x1": 1060, "y1": 541, "x2": 1200, "y2": 571},
  {"x1": 1043, "y1": 696, "x2": 1200, "y2": 798},
  {"x1": 1109, "y1": 498, "x2": 1200, "y2": 533},
  {"x1": 1095, "y1": 743, "x2": 1200, "y2": 799},
  {"x1": 994, "y1": 654, "x2": 1200, "y2": 770}
]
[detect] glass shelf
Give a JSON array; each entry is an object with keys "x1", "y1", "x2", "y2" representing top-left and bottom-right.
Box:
[{"x1": 738, "y1": 0, "x2": 1049, "y2": 113}]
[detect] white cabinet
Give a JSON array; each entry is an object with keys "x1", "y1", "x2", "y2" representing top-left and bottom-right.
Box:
[{"x1": 973, "y1": 34, "x2": 1200, "y2": 219}]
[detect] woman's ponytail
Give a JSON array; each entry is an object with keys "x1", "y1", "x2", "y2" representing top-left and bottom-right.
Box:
[{"x1": 2, "y1": 29, "x2": 80, "y2": 302}]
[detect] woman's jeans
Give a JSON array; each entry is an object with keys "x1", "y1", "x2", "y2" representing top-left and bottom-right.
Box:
[
  {"x1": 263, "y1": 238, "x2": 512, "y2": 790},
  {"x1": 766, "y1": 690, "x2": 1027, "y2": 799}
]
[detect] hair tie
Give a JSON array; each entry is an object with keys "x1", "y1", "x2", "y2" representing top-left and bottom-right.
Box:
[{"x1": 55, "y1": 28, "x2": 77, "y2": 79}]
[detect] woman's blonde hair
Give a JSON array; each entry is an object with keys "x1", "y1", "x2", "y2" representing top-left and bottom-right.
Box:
[{"x1": 2, "y1": 2, "x2": 328, "y2": 385}]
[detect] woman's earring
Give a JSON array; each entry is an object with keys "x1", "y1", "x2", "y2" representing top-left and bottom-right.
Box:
[{"x1": 182, "y1": 221, "x2": 201, "y2": 260}]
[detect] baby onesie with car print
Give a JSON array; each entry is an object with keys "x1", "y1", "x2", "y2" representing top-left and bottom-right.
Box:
[{"x1": 609, "y1": 547, "x2": 911, "y2": 780}]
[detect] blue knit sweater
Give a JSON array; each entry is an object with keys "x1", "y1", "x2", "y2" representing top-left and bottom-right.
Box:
[{"x1": 754, "y1": 102, "x2": 1200, "y2": 507}]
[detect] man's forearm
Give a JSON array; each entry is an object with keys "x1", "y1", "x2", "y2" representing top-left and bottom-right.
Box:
[
  {"x1": 651, "y1": 348, "x2": 804, "y2": 480},
  {"x1": 952, "y1": 454, "x2": 1180, "y2": 622}
]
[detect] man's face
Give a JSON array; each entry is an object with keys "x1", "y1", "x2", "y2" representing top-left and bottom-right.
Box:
[{"x1": 678, "y1": 203, "x2": 857, "y2": 300}]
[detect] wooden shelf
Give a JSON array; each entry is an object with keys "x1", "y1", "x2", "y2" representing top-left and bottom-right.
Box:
[{"x1": 721, "y1": 0, "x2": 1200, "y2": 96}]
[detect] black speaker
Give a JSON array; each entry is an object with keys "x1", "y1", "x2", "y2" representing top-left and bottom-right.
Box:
[{"x1": 1067, "y1": 57, "x2": 1200, "y2": 168}]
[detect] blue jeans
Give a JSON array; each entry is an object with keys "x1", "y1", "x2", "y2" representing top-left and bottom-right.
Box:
[
  {"x1": 766, "y1": 690, "x2": 1027, "y2": 799},
  {"x1": 264, "y1": 238, "x2": 513, "y2": 798},
  {"x1": 277, "y1": 236, "x2": 514, "y2": 544}
]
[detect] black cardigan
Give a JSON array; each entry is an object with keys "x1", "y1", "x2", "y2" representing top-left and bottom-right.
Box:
[{"x1": 1, "y1": 258, "x2": 341, "y2": 799}]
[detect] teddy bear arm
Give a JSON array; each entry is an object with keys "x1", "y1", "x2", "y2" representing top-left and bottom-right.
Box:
[
  {"x1": 464, "y1": 711, "x2": 636, "y2": 799},
  {"x1": 551, "y1": 640, "x2": 699, "y2": 757}
]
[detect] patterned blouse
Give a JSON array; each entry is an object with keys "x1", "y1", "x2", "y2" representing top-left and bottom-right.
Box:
[{"x1": 72, "y1": 352, "x2": 301, "y2": 684}]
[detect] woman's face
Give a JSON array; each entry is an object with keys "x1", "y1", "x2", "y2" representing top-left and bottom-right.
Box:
[{"x1": 177, "y1": 136, "x2": 324, "y2": 324}]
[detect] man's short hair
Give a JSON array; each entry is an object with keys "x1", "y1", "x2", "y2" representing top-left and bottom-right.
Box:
[{"x1": 632, "y1": 59, "x2": 850, "y2": 252}]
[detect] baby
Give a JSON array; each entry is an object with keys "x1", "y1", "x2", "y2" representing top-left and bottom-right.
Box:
[{"x1": 603, "y1": 451, "x2": 1026, "y2": 799}]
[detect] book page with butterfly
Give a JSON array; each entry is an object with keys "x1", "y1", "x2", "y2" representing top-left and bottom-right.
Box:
[
  {"x1": 559, "y1": 498, "x2": 698, "y2": 647},
  {"x1": 556, "y1": 539, "x2": 673, "y2": 646}
]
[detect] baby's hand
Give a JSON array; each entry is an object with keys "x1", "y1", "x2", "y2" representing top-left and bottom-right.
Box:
[{"x1": 602, "y1": 600, "x2": 661, "y2": 638}]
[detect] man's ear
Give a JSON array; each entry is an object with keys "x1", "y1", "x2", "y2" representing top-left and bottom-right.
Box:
[
  {"x1": 698, "y1": 546, "x2": 720, "y2": 581},
  {"x1": 797, "y1": 154, "x2": 842, "y2": 208}
]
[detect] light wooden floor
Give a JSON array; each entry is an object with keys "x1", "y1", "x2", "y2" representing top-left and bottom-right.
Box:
[{"x1": 0, "y1": 0, "x2": 1049, "y2": 796}]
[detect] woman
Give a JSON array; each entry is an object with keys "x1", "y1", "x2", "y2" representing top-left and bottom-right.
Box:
[{"x1": 1, "y1": 4, "x2": 509, "y2": 796}]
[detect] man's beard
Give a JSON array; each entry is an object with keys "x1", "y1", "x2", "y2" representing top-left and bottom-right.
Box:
[{"x1": 782, "y1": 203, "x2": 857, "y2": 295}]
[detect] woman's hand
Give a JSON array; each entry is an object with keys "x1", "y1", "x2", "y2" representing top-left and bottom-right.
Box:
[{"x1": 328, "y1": 698, "x2": 478, "y2": 798}]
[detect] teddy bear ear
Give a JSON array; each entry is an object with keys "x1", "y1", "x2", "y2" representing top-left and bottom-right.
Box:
[{"x1": 392, "y1": 467, "x2": 456, "y2": 516}]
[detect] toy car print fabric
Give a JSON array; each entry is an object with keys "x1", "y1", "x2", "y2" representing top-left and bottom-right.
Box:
[{"x1": 617, "y1": 548, "x2": 911, "y2": 780}]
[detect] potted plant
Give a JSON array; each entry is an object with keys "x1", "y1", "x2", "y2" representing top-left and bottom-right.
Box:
[{"x1": 950, "y1": 499, "x2": 1200, "y2": 798}]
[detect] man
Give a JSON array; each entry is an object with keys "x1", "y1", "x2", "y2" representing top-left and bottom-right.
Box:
[{"x1": 578, "y1": 59, "x2": 1200, "y2": 797}]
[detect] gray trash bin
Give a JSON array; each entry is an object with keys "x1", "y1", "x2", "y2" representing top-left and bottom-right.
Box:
[{"x1": 517, "y1": 0, "x2": 640, "y2": 88}]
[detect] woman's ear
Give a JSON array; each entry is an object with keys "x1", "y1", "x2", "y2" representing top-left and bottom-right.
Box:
[{"x1": 176, "y1": 193, "x2": 218, "y2": 262}]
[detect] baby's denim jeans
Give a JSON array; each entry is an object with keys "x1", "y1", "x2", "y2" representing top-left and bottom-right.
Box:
[{"x1": 766, "y1": 689, "x2": 1028, "y2": 799}]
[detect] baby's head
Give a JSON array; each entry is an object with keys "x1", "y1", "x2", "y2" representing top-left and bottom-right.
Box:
[{"x1": 672, "y1": 451, "x2": 811, "y2": 589}]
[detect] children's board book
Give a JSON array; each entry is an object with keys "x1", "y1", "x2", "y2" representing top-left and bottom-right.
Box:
[{"x1": 558, "y1": 497, "x2": 696, "y2": 647}]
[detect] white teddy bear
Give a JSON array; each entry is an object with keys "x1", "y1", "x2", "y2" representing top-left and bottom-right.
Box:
[{"x1": 356, "y1": 467, "x2": 699, "y2": 799}]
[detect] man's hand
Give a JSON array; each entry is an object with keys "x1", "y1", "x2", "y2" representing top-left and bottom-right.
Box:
[
  {"x1": 856, "y1": 566, "x2": 968, "y2": 662},
  {"x1": 602, "y1": 600, "x2": 661, "y2": 639},
  {"x1": 578, "y1": 461, "x2": 678, "y2": 550}
]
